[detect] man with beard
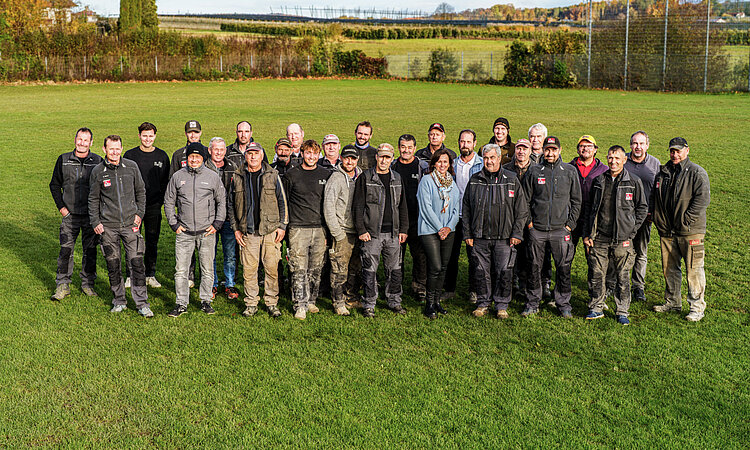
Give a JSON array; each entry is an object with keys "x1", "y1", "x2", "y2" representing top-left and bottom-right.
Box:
[
  {"x1": 271, "y1": 138, "x2": 299, "y2": 177},
  {"x1": 570, "y1": 135, "x2": 609, "y2": 253},
  {"x1": 353, "y1": 121, "x2": 377, "y2": 170},
  {"x1": 226, "y1": 121, "x2": 268, "y2": 168},
  {"x1": 415, "y1": 123, "x2": 457, "y2": 162}
]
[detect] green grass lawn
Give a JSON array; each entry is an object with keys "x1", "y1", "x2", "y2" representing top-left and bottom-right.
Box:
[{"x1": 0, "y1": 79, "x2": 748, "y2": 447}]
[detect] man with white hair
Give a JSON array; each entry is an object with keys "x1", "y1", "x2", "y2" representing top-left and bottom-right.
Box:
[
  {"x1": 527, "y1": 123, "x2": 547, "y2": 165},
  {"x1": 286, "y1": 123, "x2": 305, "y2": 158}
]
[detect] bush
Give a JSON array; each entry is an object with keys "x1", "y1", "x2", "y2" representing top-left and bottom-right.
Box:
[{"x1": 428, "y1": 48, "x2": 459, "y2": 81}]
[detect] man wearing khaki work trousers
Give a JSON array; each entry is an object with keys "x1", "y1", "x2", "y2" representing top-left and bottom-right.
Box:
[
  {"x1": 228, "y1": 143, "x2": 288, "y2": 318},
  {"x1": 651, "y1": 137, "x2": 710, "y2": 322}
]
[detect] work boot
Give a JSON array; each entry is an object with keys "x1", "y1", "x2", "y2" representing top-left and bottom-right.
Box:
[
  {"x1": 389, "y1": 304, "x2": 407, "y2": 315},
  {"x1": 51, "y1": 283, "x2": 70, "y2": 301},
  {"x1": 307, "y1": 303, "x2": 320, "y2": 314},
  {"x1": 685, "y1": 311, "x2": 704, "y2": 322},
  {"x1": 632, "y1": 287, "x2": 646, "y2": 302},
  {"x1": 468, "y1": 292, "x2": 478, "y2": 304},
  {"x1": 654, "y1": 303, "x2": 682, "y2": 313},
  {"x1": 496, "y1": 309, "x2": 509, "y2": 319},
  {"x1": 434, "y1": 296, "x2": 448, "y2": 315},
  {"x1": 334, "y1": 305, "x2": 350, "y2": 316},
  {"x1": 267, "y1": 305, "x2": 282, "y2": 318},
  {"x1": 542, "y1": 281, "x2": 552, "y2": 300},
  {"x1": 110, "y1": 304, "x2": 127, "y2": 313},
  {"x1": 201, "y1": 302, "x2": 216, "y2": 315},
  {"x1": 294, "y1": 307, "x2": 307, "y2": 320},
  {"x1": 242, "y1": 305, "x2": 258, "y2": 317},
  {"x1": 472, "y1": 306, "x2": 488, "y2": 318},
  {"x1": 81, "y1": 285, "x2": 97, "y2": 297},
  {"x1": 146, "y1": 276, "x2": 162, "y2": 288},
  {"x1": 362, "y1": 308, "x2": 375, "y2": 319}
]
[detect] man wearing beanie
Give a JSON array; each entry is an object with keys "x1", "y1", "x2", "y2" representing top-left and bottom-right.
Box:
[
  {"x1": 486, "y1": 117, "x2": 514, "y2": 165},
  {"x1": 164, "y1": 142, "x2": 226, "y2": 317}
]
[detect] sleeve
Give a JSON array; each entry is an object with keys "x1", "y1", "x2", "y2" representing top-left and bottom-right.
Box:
[
  {"x1": 511, "y1": 177, "x2": 529, "y2": 241},
  {"x1": 227, "y1": 177, "x2": 239, "y2": 232},
  {"x1": 582, "y1": 177, "x2": 600, "y2": 239},
  {"x1": 683, "y1": 170, "x2": 711, "y2": 229},
  {"x1": 49, "y1": 156, "x2": 66, "y2": 211},
  {"x1": 522, "y1": 169, "x2": 534, "y2": 226},
  {"x1": 133, "y1": 167, "x2": 147, "y2": 220},
  {"x1": 632, "y1": 178, "x2": 648, "y2": 238},
  {"x1": 163, "y1": 175, "x2": 179, "y2": 232},
  {"x1": 212, "y1": 178, "x2": 226, "y2": 231},
  {"x1": 566, "y1": 171, "x2": 582, "y2": 231},
  {"x1": 159, "y1": 152, "x2": 171, "y2": 203},
  {"x1": 462, "y1": 181, "x2": 473, "y2": 239},
  {"x1": 88, "y1": 168, "x2": 101, "y2": 229},
  {"x1": 352, "y1": 175, "x2": 367, "y2": 236},
  {"x1": 275, "y1": 175, "x2": 288, "y2": 230},
  {"x1": 416, "y1": 177, "x2": 443, "y2": 234},
  {"x1": 398, "y1": 179, "x2": 409, "y2": 233},
  {"x1": 323, "y1": 175, "x2": 345, "y2": 240}
]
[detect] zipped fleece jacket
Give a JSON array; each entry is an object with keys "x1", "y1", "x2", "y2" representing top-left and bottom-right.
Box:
[
  {"x1": 50, "y1": 150, "x2": 103, "y2": 215},
  {"x1": 88, "y1": 158, "x2": 146, "y2": 229},
  {"x1": 462, "y1": 168, "x2": 528, "y2": 241},
  {"x1": 323, "y1": 165, "x2": 361, "y2": 241},
  {"x1": 583, "y1": 169, "x2": 648, "y2": 242},
  {"x1": 227, "y1": 161, "x2": 288, "y2": 236},
  {"x1": 353, "y1": 168, "x2": 409, "y2": 238},
  {"x1": 164, "y1": 164, "x2": 226, "y2": 234},
  {"x1": 522, "y1": 157, "x2": 582, "y2": 232},
  {"x1": 651, "y1": 157, "x2": 710, "y2": 237}
]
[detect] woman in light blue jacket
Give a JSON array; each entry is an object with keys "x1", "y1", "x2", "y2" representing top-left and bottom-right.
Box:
[{"x1": 417, "y1": 149, "x2": 460, "y2": 319}]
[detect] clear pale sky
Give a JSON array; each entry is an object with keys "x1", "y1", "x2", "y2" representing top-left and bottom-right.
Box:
[{"x1": 86, "y1": 0, "x2": 579, "y2": 17}]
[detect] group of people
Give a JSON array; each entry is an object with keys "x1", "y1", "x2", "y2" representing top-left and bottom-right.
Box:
[{"x1": 49, "y1": 118, "x2": 710, "y2": 323}]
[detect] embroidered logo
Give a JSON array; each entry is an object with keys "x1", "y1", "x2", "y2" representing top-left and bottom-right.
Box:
[
  {"x1": 564, "y1": 235, "x2": 570, "y2": 241},
  {"x1": 181, "y1": 160, "x2": 187, "y2": 167},
  {"x1": 180, "y1": 180, "x2": 186, "y2": 186},
  {"x1": 537, "y1": 177, "x2": 546, "y2": 185},
  {"x1": 655, "y1": 181, "x2": 660, "y2": 189},
  {"x1": 625, "y1": 193, "x2": 633, "y2": 200},
  {"x1": 319, "y1": 179, "x2": 327, "y2": 185},
  {"x1": 132, "y1": 226, "x2": 140, "y2": 233},
  {"x1": 103, "y1": 179, "x2": 111, "y2": 187},
  {"x1": 154, "y1": 161, "x2": 163, "y2": 168},
  {"x1": 508, "y1": 190, "x2": 515, "y2": 197},
  {"x1": 623, "y1": 241, "x2": 630, "y2": 247},
  {"x1": 689, "y1": 239, "x2": 701, "y2": 245},
  {"x1": 412, "y1": 174, "x2": 419, "y2": 179}
]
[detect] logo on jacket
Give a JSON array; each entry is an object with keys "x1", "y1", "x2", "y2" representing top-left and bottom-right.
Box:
[
  {"x1": 564, "y1": 234, "x2": 570, "y2": 241},
  {"x1": 625, "y1": 193, "x2": 633, "y2": 200},
  {"x1": 319, "y1": 180, "x2": 327, "y2": 185},
  {"x1": 508, "y1": 190, "x2": 515, "y2": 197},
  {"x1": 411, "y1": 174, "x2": 419, "y2": 179},
  {"x1": 181, "y1": 160, "x2": 187, "y2": 167},
  {"x1": 689, "y1": 239, "x2": 702, "y2": 246},
  {"x1": 180, "y1": 180, "x2": 186, "y2": 186},
  {"x1": 655, "y1": 181, "x2": 660, "y2": 189},
  {"x1": 537, "y1": 177, "x2": 546, "y2": 185},
  {"x1": 623, "y1": 241, "x2": 630, "y2": 247},
  {"x1": 103, "y1": 179, "x2": 111, "y2": 187}
]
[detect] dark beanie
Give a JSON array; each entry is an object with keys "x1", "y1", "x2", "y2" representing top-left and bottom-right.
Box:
[
  {"x1": 186, "y1": 142, "x2": 207, "y2": 160},
  {"x1": 493, "y1": 117, "x2": 510, "y2": 130}
]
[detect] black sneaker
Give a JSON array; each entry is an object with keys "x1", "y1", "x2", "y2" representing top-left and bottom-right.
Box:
[
  {"x1": 168, "y1": 305, "x2": 187, "y2": 317},
  {"x1": 632, "y1": 287, "x2": 646, "y2": 302},
  {"x1": 201, "y1": 302, "x2": 216, "y2": 315}
]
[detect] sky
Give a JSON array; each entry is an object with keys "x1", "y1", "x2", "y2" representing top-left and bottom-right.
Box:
[{"x1": 85, "y1": 0, "x2": 582, "y2": 17}]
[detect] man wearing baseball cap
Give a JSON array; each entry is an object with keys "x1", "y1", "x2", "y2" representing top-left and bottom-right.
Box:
[
  {"x1": 503, "y1": 138, "x2": 534, "y2": 298},
  {"x1": 164, "y1": 142, "x2": 226, "y2": 317},
  {"x1": 270, "y1": 138, "x2": 299, "y2": 178},
  {"x1": 415, "y1": 123, "x2": 457, "y2": 162},
  {"x1": 323, "y1": 146, "x2": 363, "y2": 315},
  {"x1": 353, "y1": 143, "x2": 410, "y2": 318},
  {"x1": 570, "y1": 135, "x2": 608, "y2": 253},
  {"x1": 651, "y1": 137, "x2": 710, "y2": 322},
  {"x1": 319, "y1": 134, "x2": 341, "y2": 171},
  {"x1": 487, "y1": 117, "x2": 514, "y2": 165},
  {"x1": 521, "y1": 136, "x2": 582, "y2": 318}
]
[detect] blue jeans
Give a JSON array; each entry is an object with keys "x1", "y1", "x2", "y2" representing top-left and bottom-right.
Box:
[{"x1": 214, "y1": 221, "x2": 237, "y2": 288}]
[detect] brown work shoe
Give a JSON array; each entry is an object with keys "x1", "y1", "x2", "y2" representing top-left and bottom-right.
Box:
[
  {"x1": 472, "y1": 307, "x2": 488, "y2": 317},
  {"x1": 653, "y1": 304, "x2": 681, "y2": 313},
  {"x1": 334, "y1": 305, "x2": 351, "y2": 316},
  {"x1": 496, "y1": 309, "x2": 509, "y2": 319},
  {"x1": 308, "y1": 303, "x2": 320, "y2": 314}
]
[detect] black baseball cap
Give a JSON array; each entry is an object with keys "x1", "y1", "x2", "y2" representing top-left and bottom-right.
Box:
[
  {"x1": 341, "y1": 147, "x2": 359, "y2": 159},
  {"x1": 543, "y1": 136, "x2": 561, "y2": 149},
  {"x1": 185, "y1": 120, "x2": 201, "y2": 133},
  {"x1": 428, "y1": 123, "x2": 445, "y2": 133},
  {"x1": 668, "y1": 137, "x2": 688, "y2": 150}
]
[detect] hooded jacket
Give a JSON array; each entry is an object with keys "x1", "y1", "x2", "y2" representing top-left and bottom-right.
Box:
[
  {"x1": 88, "y1": 158, "x2": 146, "y2": 229},
  {"x1": 164, "y1": 163, "x2": 226, "y2": 234},
  {"x1": 651, "y1": 157, "x2": 710, "y2": 237},
  {"x1": 462, "y1": 168, "x2": 528, "y2": 241}
]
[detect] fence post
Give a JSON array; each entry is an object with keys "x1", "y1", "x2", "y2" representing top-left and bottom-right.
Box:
[
  {"x1": 587, "y1": 0, "x2": 593, "y2": 88},
  {"x1": 279, "y1": 54, "x2": 283, "y2": 77},
  {"x1": 188, "y1": 55, "x2": 191, "y2": 70},
  {"x1": 45, "y1": 56, "x2": 48, "y2": 76},
  {"x1": 307, "y1": 55, "x2": 310, "y2": 73},
  {"x1": 407, "y1": 53, "x2": 410, "y2": 79},
  {"x1": 120, "y1": 55, "x2": 123, "y2": 77},
  {"x1": 624, "y1": 0, "x2": 630, "y2": 91},
  {"x1": 747, "y1": 47, "x2": 750, "y2": 92},
  {"x1": 490, "y1": 52, "x2": 493, "y2": 79},
  {"x1": 155, "y1": 55, "x2": 158, "y2": 75},
  {"x1": 83, "y1": 55, "x2": 87, "y2": 80},
  {"x1": 461, "y1": 52, "x2": 464, "y2": 80},
  {"x1": 251, "y1": 54, "x2": 254, "y2": 69},
  {"x1": 661, "y1": 0, "x2": 669, "y2": 91},
  {"x1": 703, "y1": 0, "x2": 710, "y2": 93},
  {"x1": 220, "y1": 55, "x2": 223, "y2": 72}
]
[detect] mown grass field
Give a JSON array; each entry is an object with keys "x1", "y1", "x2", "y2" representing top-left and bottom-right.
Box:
[{"x1": 0, "y1": 79, "x2": 748, "y2": 447}]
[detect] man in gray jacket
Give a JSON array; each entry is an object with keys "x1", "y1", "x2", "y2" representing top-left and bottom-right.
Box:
[
  {"x1": 88, "y1": 135, "x2": 152, "y2": 317},
  {"x1": 164, "y1": 142, "x2": 226, "y2": 317},
  {"x1": 323, "y1": 146, "x2": 362, "y2": 315}
]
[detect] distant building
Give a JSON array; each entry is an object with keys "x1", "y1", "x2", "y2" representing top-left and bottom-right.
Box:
[{"x1": 43, "y1": 0, "x2": 77, "y2": 25}]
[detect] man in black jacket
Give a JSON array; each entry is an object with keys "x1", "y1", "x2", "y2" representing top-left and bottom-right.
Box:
[
  {"x1": 49, "y1": 127, "x2": 102, "y2": 300},
  {"x1": 353, "y1": 143, "x2": 409, "y2": 318},
  {"x1": 353, "y1": 121, "x2": 378, "y2": 171},
  {"x1": 521, "y1": 136, "x2": 582, "y2": 318},
  {"x1": 651, "y1": 137, "x2": 711, "y2": 322},
  {"x1": 226, "y1": 121, "x2": 268, "y2": 168},
  {"x1": 89, "y1": 135, "x2": 152, "y2": 317},
  {"x1": 463, "y1": 144, "x2": 528, "y2": 319},
  {"x1": 169, "y1": 120, "x2": 204, "y2": 178},
  {"x1": 582, "y1": 146, "x2": 648, "y2": 325},
  {"x1": 415, "y1": 123, "x2": 457, "y2": 162}
]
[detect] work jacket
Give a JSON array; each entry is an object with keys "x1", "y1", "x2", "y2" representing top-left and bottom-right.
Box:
[
  {"x1": 584, "y1": 169, "x2": 648, "y2": 242},
  {"x1": 228, "y1": 161, "x2": 287, "y2": 236},
  {"x1": 462, "y1": 168, "x2": 528, "y2": 241},
  {"x1": 323, "y1": 165, "x2": 361, "y2": 241},
  {"x1": 353, "y1": 168, "x2": 409, "y2": 238},
  {"x1": 88, "y1": 158, "x2": 146, "y2": 229},
  {"x1": 164, "y1": 164, "x2": 226, "y2": 234},
  {"x1": 651, "y1": 157, "x2": 710, "y2": 237},
  {"x1": 50, "y1": 150, "x2": 103, "y2": 215},
  {"x1": 522, "y1": 157, "x2": 582, "y2": 232}
]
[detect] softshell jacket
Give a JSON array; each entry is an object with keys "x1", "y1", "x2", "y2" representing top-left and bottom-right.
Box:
[
  {"x1": 50, "y1": 150, "x2": 103, "y2": 215},
  {"x1": 584, "y1": 169, "x2": 648, "y2": 242},
  {"x1": 651, "y1": 157, "x2": 710, "y2": 237},
  {"x1": 88, "y1": 158, "x2": 146, "y2": 229},
  {"x1": 323, "y1": 165, "x2": 361, "y2": 241},
  {"x1": 164, "y1": 164, "x2": 226, "y2": 234},
  {"x1": 522, "y1": 157, "x2": 582, "y2": 232},
  {"x1": 353, "y1": 168, "x2": 409, "y2": 238},
  {"x1": 462, "y1": 168, "x2": 528, "y2": 241}
]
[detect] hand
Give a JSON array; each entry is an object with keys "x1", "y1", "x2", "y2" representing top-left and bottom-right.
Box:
[
  {"x1": 93, "y1": 224, "x2": 104, "y2": 235},
  {"x1": 509, "y1": 237, "x2": 521, "y2": 246},
  {"x1": 465, "y1": 238, "x2": 474, "y2": 247},
  {"x1": 399, "y1": 233, "x2": 408, "y2": 244},
  {"x1": 235, "y1": 230, "x2": 245, "y2": 247},
  {"x1": 359, "y1": 232, "x2": 371, "y2": 242},
  {"x1": 583, "y1": 237, "x2": 594, "y2": 248},
  {"x1": 176, "y1": 225, "x2": 186, "y2": 234},
  {"x1": 274, "y1": 228, "x2": 286, "y2": 243},
  {"x1": 134, "y1": 215, "x2": 142, "y2": 226},
  {"x1": 205, "y1": 225, "x2": 217, "y2": 236},
  {"x1": 528, "y1": 221, "x2": 534, "y2": 229},
  {"x1": 59, "y1": 207, "x2": 70, "y2": 217},
  {"x1": 438, "y1": 227, "x2": 451, "y2": 240}
]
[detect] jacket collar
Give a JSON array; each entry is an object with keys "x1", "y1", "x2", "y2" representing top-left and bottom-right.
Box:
[
  {"x1": 187, "y1": 163, "x2": 204, "y2": 174},
  {"x1": 68, "y1": 150, "x2": 96, "y2": 162}
]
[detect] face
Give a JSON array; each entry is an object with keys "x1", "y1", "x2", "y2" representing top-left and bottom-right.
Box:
[
  {"x1": 630, "y1": 133, "x2": 649, "y2": 160},
  {"x1": 493, "y1": 124, "x2": 508, "y2": 144},
  {"x1": 276, "y1": 145, "x2": 291, "y2": 163},
  {"x1": 355, "y1": 125, "x2": 372, "y2": 146},
  {"x1": 459, "y1": 132, "x2": 476, "y2": 156},
  {"x1": 323, "y1": 142, "x2": 340, "y2": 160},
  {"x1": 187, "y1": 153, "x2": 203, "y2": 169},
  {"x1": 483, "y1": 150, "x2": 500, "y2": 172},
  {"x1": 186, "y1": 130, "x2": 201, "y2": 143},
  {"x1": 75, "y1": 130, "x2": 92, "y2": 154},
  {"x1": 302, "y1": 147, "x2": 318, "y2": 168},
  {"x1": 577, "y1": 140, "x2": 597, "y2": 161},
  {"x1": 209, "y1": 142, "x2": 226, "y2": 164},
  {"x1": 607, "y1": 150, "x2": 626, "y2": 175},
  {"x1": 236, "y1": 122, "x2": 252, "y2": 145},
  {"x1": 514, "y1": 145, "x2": 531, "y2": 164},
  {"x1": 435, "y1": 154, "x2": 450, "y2": 175},
  {"x1": 139, "y1": 129, "x2": 155, "y2": 149},
  {"x1": 428, "y1": 129, "x2": 445, "y2": 148},
  {"x1": 529, "y1": 128, "x2": 545, "y2": 152},
  {"x1": 341, "y1": 155, "x2": 358, "y2": 173},
  {"x1": 246, "y1": 151, "x2": 263, "y2": 171},
  {"x1": 103, "y1": 139, "x2": 122, "y2": 165},
  {"x1": 287, "y1": 125, "x2": 303, "y2": 149},
  {"x1": 670, "y1": 146, "x2": 689, "y2": 164},
  {"x1": 544, "y1": 146, "x2": 561, "y2": 163},
  {"x1": 376, "y1": 153, "x2": 392, "y2": 171},
  {"x1": 398, "y1": 140, "x2": 416, "y2": 161}
]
